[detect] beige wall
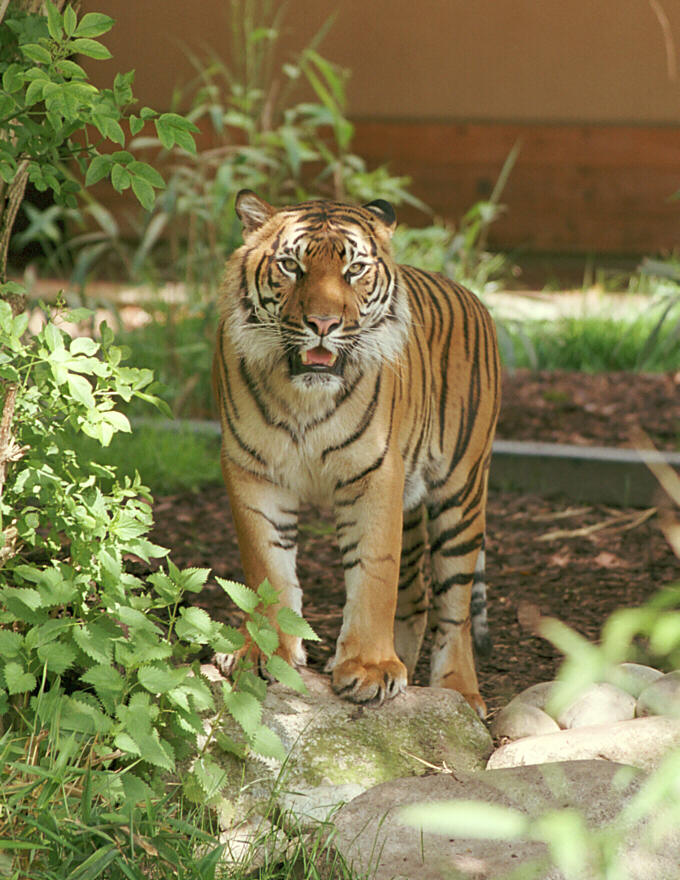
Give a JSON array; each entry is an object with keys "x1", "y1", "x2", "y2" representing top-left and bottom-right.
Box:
[{"x1": 85, "y1": 0, "x2": 680, "y2": 124}]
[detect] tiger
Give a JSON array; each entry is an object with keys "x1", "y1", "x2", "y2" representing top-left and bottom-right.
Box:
[{"x1": 212, "y1": 189, "x2": 500, "y2": 717}]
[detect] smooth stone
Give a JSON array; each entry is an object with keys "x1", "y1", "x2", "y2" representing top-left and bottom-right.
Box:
[
  {"x1": 513, "y1": 681, "x2": 555, "y2": 711},
  {"x1": 611, "y1": 663, "x2": 664, "y2": 698},
  {"x1": 556, "y1": 682, "x2": 636, "y2": 729},
  {"x1": 487, "y1": 715, "x2": 680, "y2": 772},
  {"x1": 193, "y1": 668, "x2": 492, "y2": 842},
  {"x1": 637, "y1": 670, "x2": 680, "y2": 718},
  {"x1": 332, "y1": 761, "x2": 680, "y2": 880},
  {"x1": 492, "y1": 701, "x2": 560, "y2": 740}
]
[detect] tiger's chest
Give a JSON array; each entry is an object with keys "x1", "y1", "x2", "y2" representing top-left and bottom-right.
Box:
[{"x1": 226, "y1": 362, "x2": 420, "y2": 506}]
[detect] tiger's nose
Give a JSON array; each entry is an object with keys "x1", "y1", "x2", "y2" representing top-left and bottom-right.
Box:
[{"x1": 305, "y1": 314, "x2": 341, "y2": 336}]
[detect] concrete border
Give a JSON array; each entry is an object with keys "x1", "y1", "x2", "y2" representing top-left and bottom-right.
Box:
[
  {"x1": 134, "y1": 419, "x2": 680, "y2": 507},
  {"x1": 491, "y1": 439, "x2": 680, "y2": 506}
]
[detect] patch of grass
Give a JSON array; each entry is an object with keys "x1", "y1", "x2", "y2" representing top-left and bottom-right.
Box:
[
  {"x1": 67, "y1": 423, "x2": 222, "y2": 494},
  {"x1": 504, "y1": 310, "x2": 680, "y2": 372}
]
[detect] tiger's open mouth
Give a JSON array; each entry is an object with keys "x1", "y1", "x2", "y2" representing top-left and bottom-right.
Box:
[{"x1": 288, "y1": 345, "x2": 343, "y2": 377}]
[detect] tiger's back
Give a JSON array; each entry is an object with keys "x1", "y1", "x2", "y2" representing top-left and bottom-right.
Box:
[{"x1": 213, "y1": 191, "x2": 500, "y2": 714}]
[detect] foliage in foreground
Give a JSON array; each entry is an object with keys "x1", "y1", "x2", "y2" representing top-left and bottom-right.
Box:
[{"x1": 0, "y1": 302, "x2": 324, "y2": 877}]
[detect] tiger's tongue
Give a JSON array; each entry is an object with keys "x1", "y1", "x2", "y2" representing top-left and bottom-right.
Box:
[{"x1": 304, "y1": 346, "x2": 333, "y2": 366}]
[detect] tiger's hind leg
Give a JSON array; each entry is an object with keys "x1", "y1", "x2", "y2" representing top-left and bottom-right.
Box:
[
  {"x1": 426, "y1": 482, "x2": 490, "y2": 718},
  {"x1": 394, "y1": 504, "x2": 430, "y2": 681}
]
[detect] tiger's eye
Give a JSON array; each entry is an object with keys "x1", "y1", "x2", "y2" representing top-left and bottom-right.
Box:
[
  {"x1": 278, "y1": 257, "x2": 300, "y2": 275},
  {"x1": 346, "y1": 262, "x2": 365, "y2": 277}
]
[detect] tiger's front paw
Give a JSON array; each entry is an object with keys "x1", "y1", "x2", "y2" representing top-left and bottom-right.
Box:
[
  {"x1": 214, "y1": 634, "x2": 305, "y2": 681},
  {"x1": 331, "y1": 657, "x2": 407, "y2": 705}
]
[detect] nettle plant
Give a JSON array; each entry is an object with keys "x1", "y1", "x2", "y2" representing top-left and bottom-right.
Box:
[
  {"x1": 0, "y1": 0, "x2": 317, "y2": 811},
  {"x1": 0, "y1": 299, "x2": 316, "y2": 791}
]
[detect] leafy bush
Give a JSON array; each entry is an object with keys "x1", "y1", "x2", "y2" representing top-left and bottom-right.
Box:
[{"x1": 0, "y1": 3, "x2": 323, "y2": 876}]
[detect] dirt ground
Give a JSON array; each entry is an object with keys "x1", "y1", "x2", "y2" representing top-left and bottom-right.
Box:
[{"x1": 150, "y1": 370, "x2": 680, "y2": 718}]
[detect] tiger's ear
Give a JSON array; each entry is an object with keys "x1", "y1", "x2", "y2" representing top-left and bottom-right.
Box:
[
  {"x1": 235, "y1": 190, "x2": 275, "y2": 239},
  {"x1": 363, "y1": 199, "x2": 397, "y2": 237}
]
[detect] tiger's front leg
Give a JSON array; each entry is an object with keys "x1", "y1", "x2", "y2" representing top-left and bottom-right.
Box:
[
  {"x1": 329, "y1": 451, "x2": 408, "y2": 704},
  {"x1": 221, "y1": 458, "x2": 305, "y2": 671}
]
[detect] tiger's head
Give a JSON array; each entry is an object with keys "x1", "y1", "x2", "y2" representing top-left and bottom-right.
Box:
[{"x1": 222, "y1": 190, "x2": 411, "y2": 391}]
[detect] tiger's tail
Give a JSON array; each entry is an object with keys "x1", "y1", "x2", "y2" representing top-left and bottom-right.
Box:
[{"x1": 471, "y1": 538, "x2": 492, "y2": 656}]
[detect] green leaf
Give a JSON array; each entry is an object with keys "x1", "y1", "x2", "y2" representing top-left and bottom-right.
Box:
[
  {"x1": 129, "y1": 115, "x2": 145, "y2": 136},
  {"x1": 266, "y1": 655, "x2": 307, "y2": 693},
  {"x1": 191, "y1": 755, "x2": 228, "y2": 800},
  {"x1": 81, "y1": 664, "x2": 125, "y2": 713},
  {"x1": 0, "y1": 630, "x2": 23, "y2": 658},
  {"x1": 129, "y1": 161, "x2": 165, "y2": 189},
  {"x1": 66, "y1": 845, "x2": 118, "y2": 879},
  {"x1": 85, "y1": 154, "x2": 112, "y2": 186},
  {"x1": 178, "y1": 566, "x2": 210, "y2": 593},
  {"x1": 175, "y1": 606, "x2": 213, "y2": 644},
  {"x1": 132, "y1": 731, "x2": 175, "y2": 770},
  {"x1": 37, "y1": 640, "x2": 76, "y2": 675},
  {"x1": 250, "y1": 724, "x2": 286, "y2": 761},
  {"x1": 138, "y1": 664, "x2": 190, "y2": 694},
  {"x1": 67, "y1": 373, "x2": 95, "y2": 408},
  {"x1": 63, "y1": 5, "x2": 77, "y2": 36},
  {"x1": 69, "y1": 38, "x2": 112, "y2": 60},
  {"x1": 399, "y1": 800, "x2": 529, "y2": 839},
  {"x1": 102, "y1": 410, "x2": 131, "y2": 433},
  {"x1": 113, "y1": 70, "x2": 135, "y2": 106},
  {"x1": 21, "y1": 43, "x2": 52, "y2": 65},
  {"x1": 74, "y1": 12, "x2": 116, "y2": 38},
  {"x1": 73, "y1": 623, "x2": 113, "y2": 664},
  {"x1": 102, "y1": 118, "x2": 125, "y2": 146},
  {"x1": 45, "y1": 1, "x2": 63, "y2": 40},
  {"x1": 57, "y1": 59, "x2": 86, "y2": 79},
  {"x1": 216, "y1": 577, "x2": 259, "y2": 614},
  {"x1": 2, "y1": 64, "x2": 24, "y2": 94},
  {"x1": 43, "y1": 322, "x2": 64, "y2": 352},
  {"x1": 25, "y1": 78, "x2": 46, "y2": 105},
  {"x1": 4, "y1": 662, "x2": 37, "y2": 696},
  {"x1": 246, "y1": 619, "x2": 278, "y2": 655},
  {"x1": 257, "y1": 578, "x2": 280, "y2": 608},
  {"x1": 111, "y1": 164, "x2": 131, "y2": 192},
  {"x1": 70, "y1": 336, "x2": 99, "y2": 356},
  {"x1": 223, "y1": 689, "x2": 262, "y2": 737},
  {"x1": 277, "y1": 607, "x2": 320, "y2": 641},
  {"x1": 2, "y1": 586, "x2": 43, "y2": 612},
  {"x1": 131, "y1": 175, "x2": 154, "y2": 210}
]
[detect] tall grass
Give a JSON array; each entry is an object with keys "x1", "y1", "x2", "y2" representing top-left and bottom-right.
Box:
[{"x1": 502, "y1": 307, "x2": 680, "y2": 372}]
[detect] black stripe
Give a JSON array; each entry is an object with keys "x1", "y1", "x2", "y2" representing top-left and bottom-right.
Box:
[
  {"x1": 440, "y1": 533, "x2": 484, "y2": 559},
  {"x1": 432, "y1": 572, "x2": 473, "y2": 596},
  {"x1": 321, "y1": 373, "x2": 381, "y2": 462}
]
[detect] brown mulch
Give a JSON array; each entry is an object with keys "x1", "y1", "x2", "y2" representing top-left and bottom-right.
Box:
[
  {"x1": 150, "y1": 370, "x2": 680, "y2": 719},
  {"x1": 498, "y1": 369, "x2": 680, "y2": 450}
]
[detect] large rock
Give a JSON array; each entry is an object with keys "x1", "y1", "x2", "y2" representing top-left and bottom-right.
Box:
[
  {"x1": 637, "y1": 670, "x2": 680, "y2": 718},
  {"x1": 614, "y1": 662, "x2": 664, "y2": 698},
  {"x1": 555, "y1": 682, "x2": 636, "y2": 729},
  {"x1": 333, "y1": 760, "x2": 680, "y2": 880},
  {"x1": 198, "y1": 668, "x2": 492, "y2": 849},
  {"x1": 487, "y1": 715, "x2": 680, "y2": 772},
  {"x1": 492, "y1": 701, "x2": 560, "y2": 740}
]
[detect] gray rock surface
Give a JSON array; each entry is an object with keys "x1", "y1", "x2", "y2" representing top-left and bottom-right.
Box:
[
  {"x1": 491, "y1": 701, "x2": 560, "y2": 740},
  {"x1": 487, "y1": 715, "x2": 680, "y2": 772},
  {"x1": 555, "y1": 682, "x2": 636, "y2": 729},
  {"x1": 333, "y1": 761, "x2": 680, "y2": 880},
  {"x1": 198, "y1": 667, "x2": 492, "y2": 841},
  {"x1": 637, "y1": 670, "x2": 680, "y2": 718}
]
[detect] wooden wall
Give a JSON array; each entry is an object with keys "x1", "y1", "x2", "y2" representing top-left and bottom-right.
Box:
[{"x1": 82, "y1": 0, "x2": 680, "y2": 255}]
